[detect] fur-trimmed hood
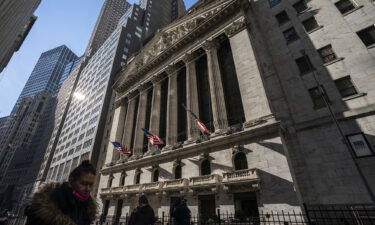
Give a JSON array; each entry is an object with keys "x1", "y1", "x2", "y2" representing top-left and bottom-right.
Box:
[{"x1": 26, "y1": 182, "x2": 97, "y2": 225}]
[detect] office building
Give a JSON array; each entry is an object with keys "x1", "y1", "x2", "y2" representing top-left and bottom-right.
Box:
[
  {"x1": 15, "y1": 45, "x2": 77, "y2": 107},
  {"x1": 0, "y1": 0, "x2": 41, "y2": 73},
  {"x1": 85, "y1": 0, "x2": 132, "y2": 57}
]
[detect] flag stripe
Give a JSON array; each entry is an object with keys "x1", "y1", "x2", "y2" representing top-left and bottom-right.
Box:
[{"x1": 196, "y1": 119, "x2": 212, "y2": 135}]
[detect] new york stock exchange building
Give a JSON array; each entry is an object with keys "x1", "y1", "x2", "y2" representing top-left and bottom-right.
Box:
[{"x1": 97, "y1": 0, "x2": 375, "y2": 224}]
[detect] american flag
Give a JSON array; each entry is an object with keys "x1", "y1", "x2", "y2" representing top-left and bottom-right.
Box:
[
  {"x1": 111, "y1": 142, "x2": 132, "y2": 155},
  {"x1": 141, "y1": 128, "x2": 164, "y2": 146},
  {"x1": 182, "y1": 104, "x2": 212, "y2": 135},
  {"x1": 195, "y1": 118, "x2": 212, "y2": 135}
]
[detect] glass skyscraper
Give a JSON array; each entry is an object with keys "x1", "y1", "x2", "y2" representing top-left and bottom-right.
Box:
[{"x1": 15, "y1": 45, "x2": 77, "y2": 107}]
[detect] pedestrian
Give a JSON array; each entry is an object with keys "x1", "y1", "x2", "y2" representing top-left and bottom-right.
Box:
[
  {"x1": 25, "y1": 160, "x2": 97, "y2": 225},
  {"x1": 171, "y1": 198, "x2": 191, "y2": 225},
  {"x1": 170, "y1": 198, "x2": 181, "y2": 225},
  {"x1": 128, "y1": 195, "x2": 155, "y2": 225}
]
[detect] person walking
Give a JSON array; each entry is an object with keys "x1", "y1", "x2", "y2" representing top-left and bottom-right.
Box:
[
  {"x1": 25, "y1": 160, "x2": 97, "y2": 225},
  {"x1": 128, "y1": 195, "x2": 155, "y2": 225},
  {"x1": 171, "y1": 198, "x2": 191, "y2": 225}
]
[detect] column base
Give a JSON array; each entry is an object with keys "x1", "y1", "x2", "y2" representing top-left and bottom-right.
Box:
[
  {"x1": 243, "y1": 114, "x2": 275, "y2": 128},
  {"x1": 212, "y1": 128, "x2": 229, "y2": 137},
  {"x1": 195, "y1": 134, "x2": 210, "y2": 143},
  {"x1": 144, "y1": 148, "x2": 161, "y2": 156},
  {"x1": 105, "y1": 162, "x2": 115, "y2": 167},
  {"x1": 185, "y1": 137, "x2": 199, "y2": 145},
  {"x1": 172, "y1": 142, "x2": 183, "y2": 150},
  {"x1": 163, "y1": 145, "x2": 174, "y2": 151},
  {"x1": 129, "y1": 154, "x2": 142, "y2": 161}
]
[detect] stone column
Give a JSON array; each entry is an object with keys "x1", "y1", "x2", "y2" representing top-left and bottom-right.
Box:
[
  {"x1": 133, "y1": 84, "x2": 150, "y2": 157},
  {"x1": 165, "y1": 65, "x2": 178, "y2": 150},
  {"x1": 202, "y1": 40, "x2": 229, "y2": 134},
  {"x1": 225, "y1": 17, "x2": 273, "y2": 127},
  {"x1": 120, "y1": 91, "x2": 138, "y2": 162},
  {"x1": 182, "y1": 52, "x2": 200, "y2": 142},
  {"x1": 104, "y1": 99, "x2": 127, "y2": 166},
  {"x1": 146, "y1": 74, "x2": 164, "y2": 155}
]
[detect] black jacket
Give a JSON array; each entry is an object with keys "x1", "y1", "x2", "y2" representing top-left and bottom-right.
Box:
[
  {"x1": 25, "y1": 183, "x2": 97, "y2": 225},
  {"x1": 171, "y1": 202, "x2": 191, "y2": 225},
  {"x1": 128, "y1": 204, "x2": 155, "y2": 225}
]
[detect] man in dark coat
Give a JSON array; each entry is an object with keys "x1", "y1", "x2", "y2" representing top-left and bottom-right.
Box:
[
  {"x1": 128, "y1": 195, "x2": 155, "y2": 225},
  {"x1": 171, "y1": 198, "x2": 191, "y2": 225},
  {"x1": 25, "y1": 161, "x2": 97, "y2": 225}
]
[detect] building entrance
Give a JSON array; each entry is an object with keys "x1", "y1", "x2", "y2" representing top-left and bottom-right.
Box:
[
  {"x1": 234, "y1": 192, "x2": 259, "y2": 219},
  {"x1": 198, "y1": 195, "x2": 216, "y2": 223}
]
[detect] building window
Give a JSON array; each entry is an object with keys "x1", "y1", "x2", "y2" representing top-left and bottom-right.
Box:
[
  {"x1": 357, "y1": 25, "x2": 375, "y2": 47},
  {"x1": 318, "y1": 45, "x2": 337, "y2": 64},
  {"x1": 308, "y1": 86, "x2": 329, "y2": 109},
  {"x1": 295, "y1": 55, "x2": 314, "y2": 74},
  {"x1": 283, "y1": 27, "x2": 299, "y2": 43},
  {"x1": 201, "y1": 159, "x2": 211, "y2": 176},
  {"x1": 152, "y1": 169, "x2": 159, "y2": 182},
  {"x1": 268, "y1": 0, "x2": 281, "y2": 7},
  {"x1": 119, "y1": 173, "x2": 126, "y2": 186},
  {"x1": 302, "y1": 17, "x2": 319, "y2": 32},
  {"x1": 334, "y1": 76, "x2": 358, "y2": 98},
  {"x1": 335, "y1": 0, "x2": 356, "y2": 14},
  {"x1": 275, "y1": 11, "x2": 290, "y2": 25},
  {"x1": 234, "y1": 152, "x2": 248, "y2": 170},
  {"x1": 347, "y1": 133, "x2": 374, "y2": 157},
  {"x1": 135, "y1": 172, "x2": 141, "y2": 184},
  {"x1": 174, "y1": 165, "x2": 182, "y2": 179},
  {"x1": 107, "y1": 175, "x2": 113, "y2": 188},
  {"x1": 293, "y1": 0, "x2": 308, "y2": 13}
]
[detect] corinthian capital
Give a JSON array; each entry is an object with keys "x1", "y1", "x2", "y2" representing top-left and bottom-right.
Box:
[
  {"x1": 182, "y1": 52, "x2": 196, "y2": 63},
  {"x1": 165, "y1": 64, "x2": 179, "y2": 75},
  {"x1": 201, "y1": 39, "x2": 220, "y2": 51},
  {"x1": 225, "y1": 17, "x2": 247, "y2": 38}
]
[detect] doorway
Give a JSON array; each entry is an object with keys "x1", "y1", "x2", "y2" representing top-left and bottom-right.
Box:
[
  {"x1": 199, "y1": 195, "x2": 216, "y2": 223},
  {"x1": 234, "y1": 192, "x2": 259, "y2": 220}
]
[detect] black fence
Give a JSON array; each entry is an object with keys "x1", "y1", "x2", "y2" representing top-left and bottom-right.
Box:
[{"x1": 97, "y1": 204, "x2": 375, "y2": 225}]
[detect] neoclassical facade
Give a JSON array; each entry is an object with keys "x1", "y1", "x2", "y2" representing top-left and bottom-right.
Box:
[{"x1": 97, "y1": 0, "x2": 375, "y2": 223}]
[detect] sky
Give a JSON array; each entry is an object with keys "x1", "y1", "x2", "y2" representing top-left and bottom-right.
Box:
[{"x1": 0, "y1": 0, "x2": 198, "y2": 117}]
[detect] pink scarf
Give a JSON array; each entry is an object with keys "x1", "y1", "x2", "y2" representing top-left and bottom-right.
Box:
[{"x1": 72, "y1": 190, "x2": 91, "y2": 201}]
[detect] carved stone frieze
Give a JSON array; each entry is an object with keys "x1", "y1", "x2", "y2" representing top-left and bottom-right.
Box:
[{"x1": 225, "y1": 17, "x2": 247, "y2": 38}]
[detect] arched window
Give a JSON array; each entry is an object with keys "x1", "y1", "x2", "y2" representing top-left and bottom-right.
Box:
[
  {"x1": 174, "y1": 165, "x2": 182, "y2": 179},
  {"x1": 201, "y1": 159, "x2": 211, "y2": 176},
  {"x1": 234, "y1": 152, "x2": 248, "y2": 170},
  {"x1": 153, "y1": 169, "x2": 159, "y2": 182},
  {"x1": 119, "y1": 173, "x2": 126, "y2": 186},
  {"x1": 135, "y1": 172, "x2": 141, "y2": 184},
  {"x1": 108, "y1": 175, "x2": 114, "y2": 188}
]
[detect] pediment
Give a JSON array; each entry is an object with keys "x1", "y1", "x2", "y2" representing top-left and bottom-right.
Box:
[{"x1": 115, "y1": 0, "x2": 237, "y2": 91}]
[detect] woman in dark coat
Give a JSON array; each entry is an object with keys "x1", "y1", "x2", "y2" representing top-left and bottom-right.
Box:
[
  {"x1": 171, "y1": 198, "x2": 191, "y2": 225},
  {"x1": 128, "y1": 195, "x2": 155, "y2": 225},
  {"x1": 25, "y1": 160, "x2": 97, "y2": 225}
]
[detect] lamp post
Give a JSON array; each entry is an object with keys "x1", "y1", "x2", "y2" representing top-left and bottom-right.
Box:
[{"x1": 301, "y1": 50, "x2": 375, "y2": 206}]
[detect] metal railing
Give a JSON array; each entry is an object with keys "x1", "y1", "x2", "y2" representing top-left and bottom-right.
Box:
[{"x1": 96, "y1": 204, "x2": 375, "y2": 225}]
